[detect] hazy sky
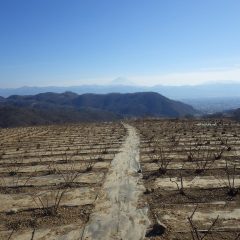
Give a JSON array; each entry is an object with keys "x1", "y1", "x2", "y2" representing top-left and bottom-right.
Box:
[{"x1": 1, "y1": 0, "x2": 240, "y2": 87}]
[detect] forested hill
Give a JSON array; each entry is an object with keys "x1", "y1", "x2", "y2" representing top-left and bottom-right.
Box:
[{"x1": 0, "y1": 92, "x2": 197, "y2": 128}]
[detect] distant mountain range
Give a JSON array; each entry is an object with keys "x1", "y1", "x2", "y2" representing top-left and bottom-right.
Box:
[
  {"x1": 0, "y1": 92, "x2": 197, "y2": 128},
  {"x1": 1, "y1": 82, "x2": 240, "y2": 99}
]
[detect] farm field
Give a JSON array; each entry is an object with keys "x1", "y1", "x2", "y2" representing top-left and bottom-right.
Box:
[
  {"x1": 133, "y1": 119, "x2": 240, "y2": 240},
  {"x1": 0, "y1": 122, "x2": 126, "y2": 239},
  {"x1": 0, "y1": 119, "x2": 239, "y2": 239}
]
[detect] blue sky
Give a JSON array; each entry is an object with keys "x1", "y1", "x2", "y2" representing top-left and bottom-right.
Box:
[{"x1": 0, "y1": 0, "x2": 240, "y2": 87}]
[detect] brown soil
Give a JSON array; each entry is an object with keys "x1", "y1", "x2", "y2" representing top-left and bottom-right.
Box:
[
  {"x1": 146, "y1": 187, "x2": 240, "y2": 205},
  {"x1": 1, "y1": 204, "x2": 93, "y2": 231},
  {"x1": 0, "y1": 182, "x2": 99, "y2": 194},
  {"x1": 142, "y1": 168, "x2": 240, "y2": 181}
]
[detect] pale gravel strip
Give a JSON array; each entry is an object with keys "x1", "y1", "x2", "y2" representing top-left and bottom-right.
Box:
[{"x1": 82, "y1": 124, "x2": 150, "y2": 240}]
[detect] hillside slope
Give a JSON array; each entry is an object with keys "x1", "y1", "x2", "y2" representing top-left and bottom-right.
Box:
[
  {"x1": 72, "y1": 92, "x2": 196, "y2": 117},
  {"x1": 0, "y1": 92, "x2": 197, "y2": 127},
  {"x1": 0, "y1": 105, "x2": 120, "y2": 128}
]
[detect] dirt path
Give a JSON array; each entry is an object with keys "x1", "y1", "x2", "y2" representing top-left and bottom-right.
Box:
[{"x1": 83, "y1": 124, "x2": 150, "y2": 240}]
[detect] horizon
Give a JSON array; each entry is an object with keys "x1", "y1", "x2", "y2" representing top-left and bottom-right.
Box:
[
  {"x1": 2, "y1": 79, "x2": 240, "y2": 89},
  {"x1": 1, "y1": 1, "x2": 240, "y2": 87}
]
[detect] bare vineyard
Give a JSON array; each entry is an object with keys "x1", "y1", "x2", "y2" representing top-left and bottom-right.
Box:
[
  {"x1": 0, "y1": 123, "x2": 126, "y2": 239},
  {"x1": 133, "y1": 119, "x2": 240, "y2": 240},
  {"x1": 0, "y1": 119, "x2": 239, "y2": 240}
]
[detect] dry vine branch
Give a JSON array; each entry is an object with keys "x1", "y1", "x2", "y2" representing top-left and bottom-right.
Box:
[
  {"x1": 5, "y1": 155, "x2": 24, "y2": 176},
  {"x1": 224, "y1": 159, "x2": 239, "y2": 197},
  {"x1": 56, "y1": 150, "x2": 82, "y2": 188},
  {"x1": 186, "y1": 138, "x2": 224, "y2": 175},
  {"x1": 149, "y1": 140, "x2": 173, "y2": 175},
  {"x1": 170, "y1": 165, "x2": 186, "y2": 195},
  {"x1": 188, "y1": 205, "x2": 219, "y2": 240},
  {"x1": 30, "y1": 189, "x2": 67, "y2": 216}
]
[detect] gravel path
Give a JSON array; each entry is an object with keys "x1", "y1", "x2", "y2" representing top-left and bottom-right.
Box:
[{"x1": 83, "y1": 124, "x2": 150, "y2": 240}]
